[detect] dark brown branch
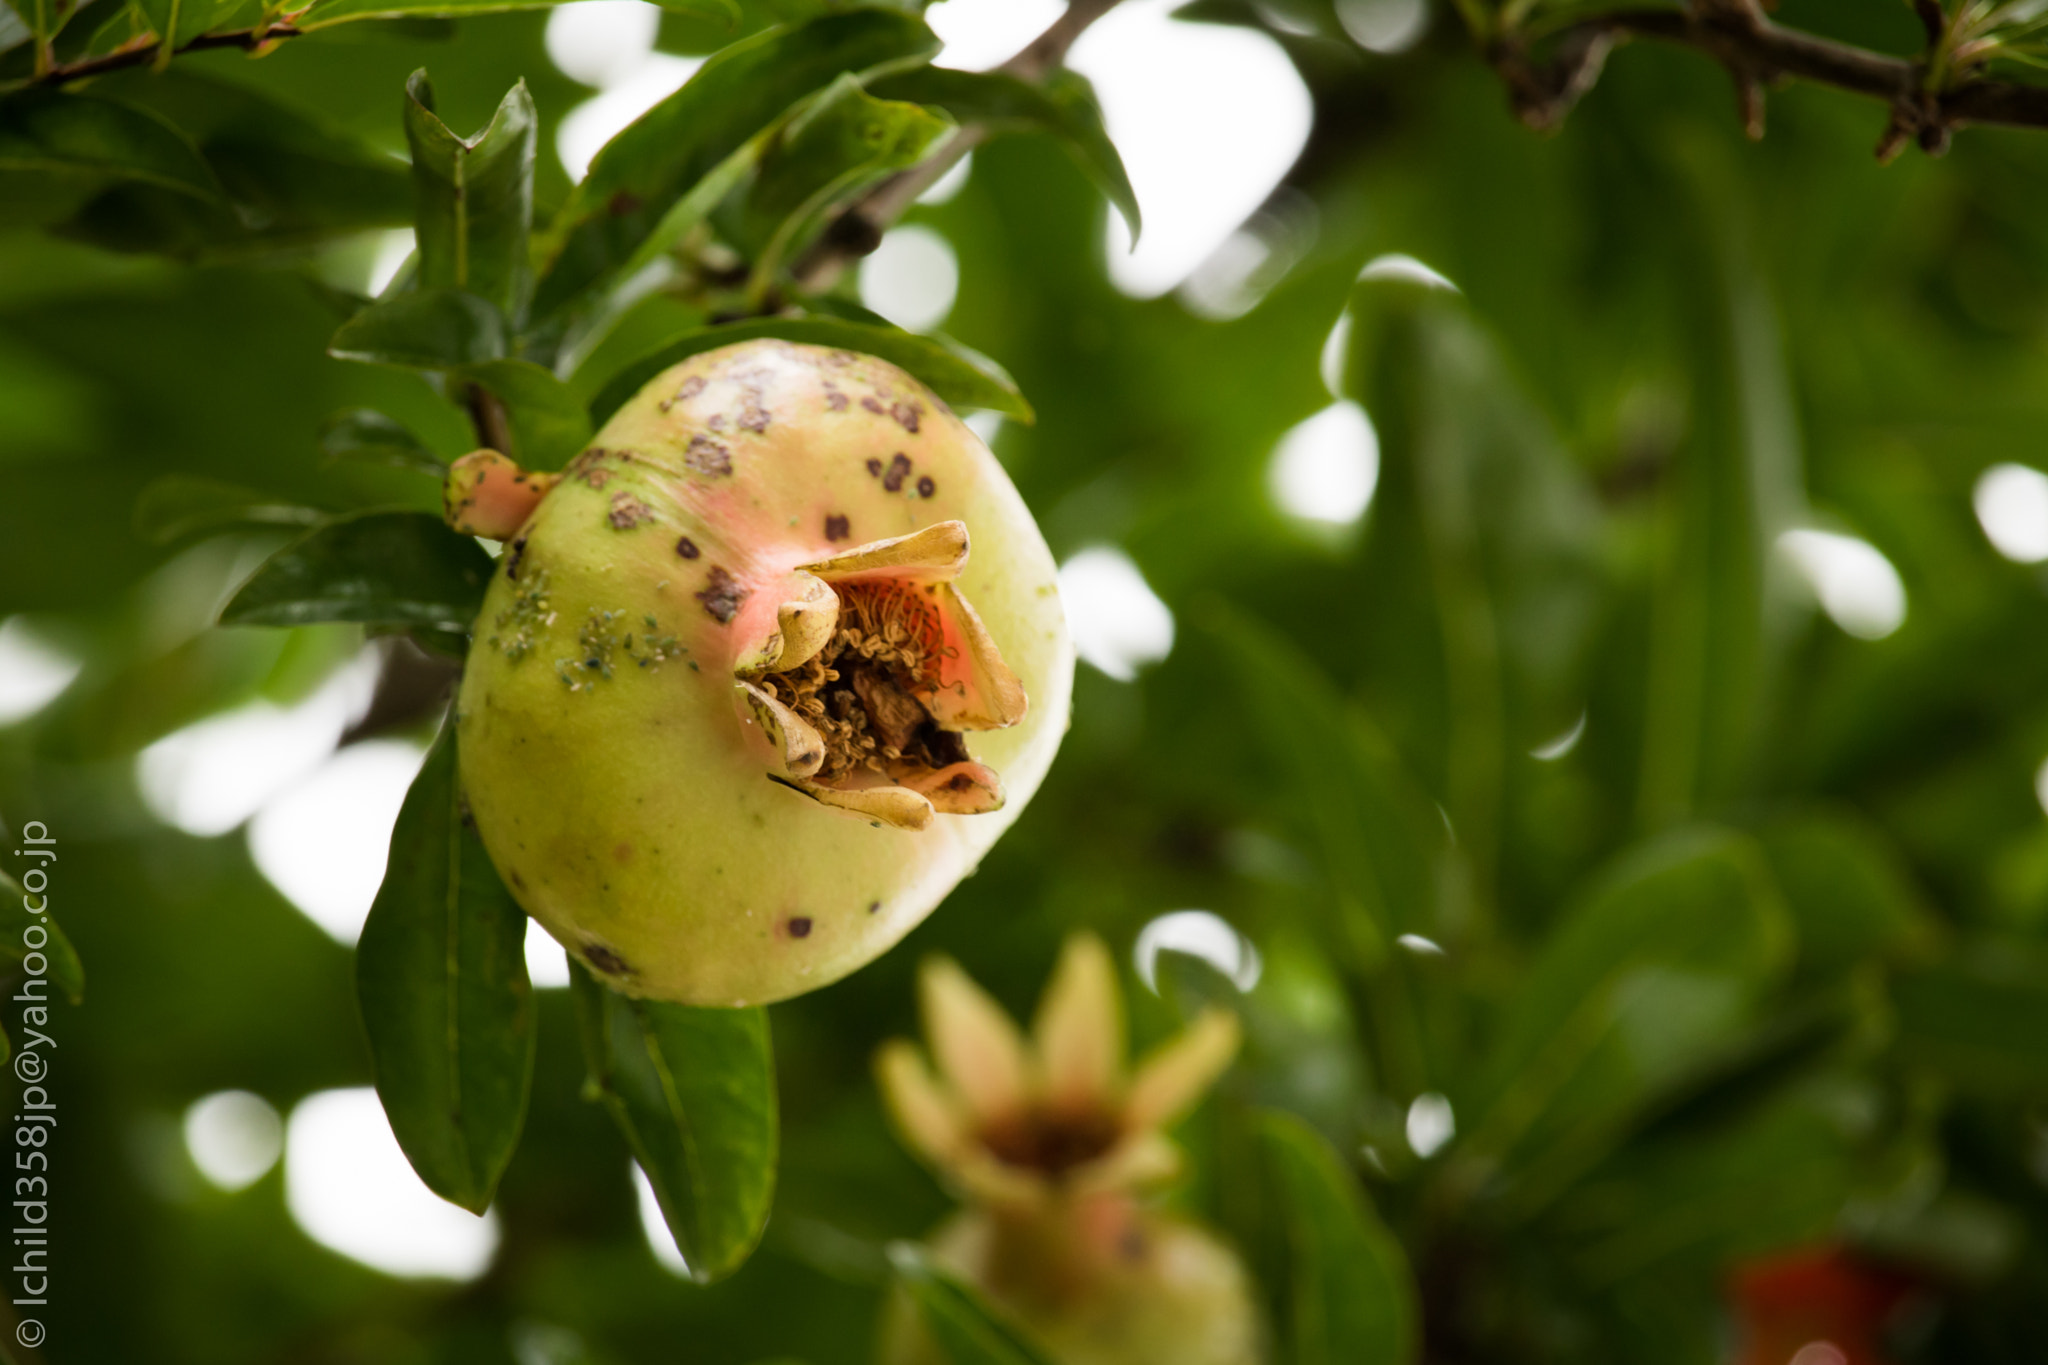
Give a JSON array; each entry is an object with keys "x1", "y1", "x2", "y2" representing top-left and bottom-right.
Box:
[
  {"x1": 1492, "y1": 3, "x2": 2048, "y2": 158},
  {"x1": 33, "y1": 22, "x2": 302, "y2": 86}
]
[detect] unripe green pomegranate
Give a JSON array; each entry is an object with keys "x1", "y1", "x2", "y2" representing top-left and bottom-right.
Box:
[
  {"x1": 876, "y1": 936, "x2": 1263, "y2": 1365},
  {"x1": 448, "y1": 339, "x2": 1074, "y2": 1007}
]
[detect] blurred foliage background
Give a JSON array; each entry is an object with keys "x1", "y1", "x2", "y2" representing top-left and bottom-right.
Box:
[{"x1": 7, "y1": 0, "x2": 2048, "y2": 1361}]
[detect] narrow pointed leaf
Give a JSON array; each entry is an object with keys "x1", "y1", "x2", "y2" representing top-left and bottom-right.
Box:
[
  {"x1": 0, "y1": 866, "x2": 84, "y2": 1007},
  {"x1": 320, "y1": 409, "x2": 446, "y2": 476},
  {"x1": 1894, "y1": 943, "x2": 2048, "y2": 1097},
  {"x1": 134, "y1": 475, "x2": 324, "y2": 547},
  {"x1": 1258, "y1": 1111, "x2": 1418, "y2": 1365},
  {"x1": 868, "y1": 66, "x2": 1139, "y2": 237},
  {"x1": 0, "y1": 90, "x2": 221, "y2": 203},
  {"x1": 570, "y1": 964, "x2": 776, "y2": 1283},
  {"x1": 328, "y1": 287, "x2": 508, "y2": 370},
  {"x1": 588, "y1": 316, "x2": 1029, "y2": 427},
  {"x1": 219, "y1": 510, "x2": 493, "y2": 631},
  {"x1": 135, "y1": 0, "x2": 259, "y2": 52},
  {"x1": 1204, "y1": 602, "x2": 1445, "y2": 958},
  {"x1": 63, "y1": 71, "x2": 412, "y2": 258},
  {"x1": 357, "y1": 723, "x2": 536, "y2": 1212},
  {"x1": 1459, "y1": 826, "x2": 1791, "y2": 1202},
  {"x1": 535, "y1": 9, "x2": 938, "y2": 314},
  {"x1": 403, "y1": 73, "x2": 536, "y2": 325},
  {"x1": 299, "y1": 0, "x2": 737, "y2": 26},
  {"x1": 737, "y1": 75, "x2": 952, "y2": 287},
  {"x1": 888, "y1": 1243, "x2": 1057, "y2": 1365}
]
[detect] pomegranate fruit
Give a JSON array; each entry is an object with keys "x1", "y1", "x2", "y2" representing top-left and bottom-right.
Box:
[
  {"x1": 876, "y1": 935, "x2": 1261, "y2": 1365},
  {"x1": 447, "y1": 339, "x2": 1074, "y2": 1006}
]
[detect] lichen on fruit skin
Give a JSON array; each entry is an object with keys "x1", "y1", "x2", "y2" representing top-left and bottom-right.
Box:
[
  {"x1": 489, "y1": 565, "x2": 556, "y2": 663},
  {"x1": 451, "y1": 339, "x2": 1075, "y2": 1007}
]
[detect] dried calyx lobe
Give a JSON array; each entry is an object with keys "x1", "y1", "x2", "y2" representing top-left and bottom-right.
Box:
[{"x1": 760, "y1": 581, "x2": 971, "y2": 785}]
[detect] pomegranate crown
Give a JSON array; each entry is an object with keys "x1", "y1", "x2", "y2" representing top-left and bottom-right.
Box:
[{"x1": 875, "y1": 933, "x2": 1240, "y2": 1210}]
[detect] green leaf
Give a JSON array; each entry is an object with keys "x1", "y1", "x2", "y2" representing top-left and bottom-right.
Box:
[
  {"x1": 329, "y1": 287, "x2": 508, "y2": 370},
  {"x1": 320, "y1": 409, "x2": 447, "y2": 476},
  {"x1": 1626, "y1": 172, "x2": 1804, "y2": 826},
  {"x1": 887, "y1": 1243, "x2": 1056, "y2": 1365},
  {"x1": 1336, "y1": 275, "x2": 1605, "y2": 902},
  {"x1": 219, "y1": 510, "x2": 494, "y2": 631},
  {"x1": 403, "y1": 73, "x2": 537, "y2": 326},
  {"x1": 588, "y1": 315, "x2": 1029, "y2": 427},
  {"x1": 1893, "y1": 942, "x2": 2048, "y2": 1097},
  {"x1": 868, "y1": 66, "x2": 1139, "y2": 238},
  {"x1": 62, "y1": 70, "x2": 413, "y2": 258},
  {"x1": 1558, "y1": 1091, "x2": 1861, "y2": 1286},
  {"x1": 535, "y1": 9, "x2": 939, "y2": 315},
  {"x1": 133, "y1": 476, "x2": 324, "y2": 547},
  {"x1": 1459, "y1": 827, "x2": 1792, "y2": 1208},
  {"x1": 134, "y1": 0, "x2": 258, "y2": 51},
  {"x1": 73, "y1": 1, "x2": 151, "y2": 60},
  {"x1": 0, "y1": 865, "x2": 84, "y2": 1007},
  {"x1": 0, "y1": 90, "x2": 221, "y2": 204},
  {"x1": 299, "y1": 0, "x2": 737, "y2": 29},
  {"x1": 357, "y1": 722, "x2": 536, "y2": 1213},
  {"x1": 736, "y1": 74, "x2": 952, "y2": 294},
  {"x1": 570, "y1": 964, "x2": 776, "y2": 1283},
  {"x1": 453, "y1": 358, "x2": 591, "y2": 470},
  {"x1": 1258, "y1": 1111, "x2": 1418, "y2": 1365},
  {"x1": 1755, "y1": 810, "x2": 1936, "y2": 979},
  {"x1": 1203, "y1": 602, "x2": 1445, "y2": 959}
]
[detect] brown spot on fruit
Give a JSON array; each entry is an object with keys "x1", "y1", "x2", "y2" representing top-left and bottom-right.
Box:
[
  {"x1": 608, "y1": 492, "x2": 653, "y2": 529},
  {"x1": 867, "y1": 900, "x2": 881, "y2": 914},
  {"x1": 891, "y1": 401, "x2": 922, "y2": 433},
  {"x1": 583, "y1": 941, "x2": 631, "y2": 975},
  {"x1": 788, "y1": 916, "x2": 813, "y2": 939},
  {"x1": 916, "y1": 476, "x2": 936, "y2": 498},
  {"x1": 677, "y1": 376, "x2": 706, "y2": 401},
  {"x1": 697, "y1": 566, "x2": 747, "y2": 624},
  {"x1": 865, "y1": 457, "x2": 884, "y2": 477},
  {"x1": 613, "y1": 843, "x2": 633, "y2": 863},
  {"x1": 570, "y1": 448, "x2": 614, "y2": 489},
  {"x1": 737, "y1": 403, "x2": 770, "y2": 433},
  {"x1": 676, "y1": 537, "x2": 700, "y2": 560},
  {"x1": 685, "y1": 435, "x2": 733, "y2": 477},
  {"x1": 825, "y1": 514, "x2": 850, "y2": 541},
  {"x1": 505, "y1": 533, "x2": 528, "y2": 580},
  {"x1": 826, "y1": 389, "x2": 849, "y2": 412},
  {"x1": 861, "y1": 396, "x2": 885, "y2": 415},
  {"x1": 883, "y1": 453, "x2": 912, "y2": 493}
]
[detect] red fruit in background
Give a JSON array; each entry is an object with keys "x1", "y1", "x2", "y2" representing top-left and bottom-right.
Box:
[{"x1": 1730, "y1": 1245, "x2": 1914, "y2": 1365}]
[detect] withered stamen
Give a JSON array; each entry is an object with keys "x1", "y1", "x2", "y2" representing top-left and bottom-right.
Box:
[{"x1": 758, "y1": 582, "x2": 965, "y2": 783}]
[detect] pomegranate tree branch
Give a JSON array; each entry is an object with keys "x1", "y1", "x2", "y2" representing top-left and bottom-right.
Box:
[
  {"x1": 1488, "y1": 2, "x2": 2048, "y2": 159},
  {"x1": 31, "y1": 22, "x2": 302, "y2": 86}
]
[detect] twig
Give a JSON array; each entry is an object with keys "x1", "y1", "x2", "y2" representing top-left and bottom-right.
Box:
[
  {"x1": 464, "y1": 382, "x2": 513, "y2": 455},
  {"x1": 1488, "y1": 4, "x2": 2048, "y2": 158},
  {"x1": 31, "y1": 22, "x2": 302, "y2": 86},
  {"x1": 790, "y1": 0, "x2": 1128, "y2": 295}
]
